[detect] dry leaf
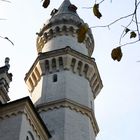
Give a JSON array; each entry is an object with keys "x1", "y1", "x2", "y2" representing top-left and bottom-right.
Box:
[
  {"x1": 130, "y1": 31, "x2": 137, "y2": 38},
  {"x1": 93, "y1": 4, "x2": 102, "y2": 19},
  {"x1": 111, "y1": 47, "x2": 123, "y2": 61},
  {"x1": 77, "y1": 23, "x2": 88, "y2": 43},
  {"x1": 42, "y1": 0, "x2": 50, "y2": 8}
]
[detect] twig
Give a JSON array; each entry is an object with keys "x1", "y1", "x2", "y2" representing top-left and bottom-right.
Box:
[
  {"x1": 90, "y1": 13, "x2": 134, "y2": 29},
  {"x1": 0, "y1": 18, "x2": 7, "y2": 20},
  {"x1": 119, "y1": 14, "x2": 135, "y2": 45},
  {"x1": 98, "y1": 0, "x2": 105, "y2": 4},
  {"x1": 0, "y1": 36, "x2": 14, "y2": 46},
  {"x1": 120, "y1": 39, "x2": 139, "y2": 48},
  {"x1": 0, "y1": 0, "x2": 11, "y2": 3},
  {"x1": 134, "y1": 0, "x2": 140, "y2": 40},
  {"x1": 82, "y1": 7, "x2": 92, "y2": 9}
]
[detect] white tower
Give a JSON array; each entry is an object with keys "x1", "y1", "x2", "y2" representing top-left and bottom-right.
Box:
[{"x1": 25, "y1": 0, "x2": 103, "y2": 139}]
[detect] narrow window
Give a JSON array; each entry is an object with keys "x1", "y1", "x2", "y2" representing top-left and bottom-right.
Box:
[
  {"x1": 26, "y1": 131, "x2": 34, "y2": 140},
  {"x1": 26, "y1": 136, "x2": 29, "y2": 140},
  {"x1": 53, "y1": 74, "x2": 57, "y2": 82},
  {"x1": 0, "y1": 101, "x2": 2, "y2": 105}
]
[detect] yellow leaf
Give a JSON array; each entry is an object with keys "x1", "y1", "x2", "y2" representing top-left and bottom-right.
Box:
[
  {"x1": 77, "y1": 23, "x2": 88, "y2": 43},
  {"x1": 93, "y1": 4, "x2": 102, "y2": 19},
  {"x1": 111, "y1": 47, "x2": 123, "y2": 62},
  {"x1": 130, "y1": 31, "x2": 137, "y2": 38},
  {"x1": 42, "y1": 0, "x2": 50, "y2": 8}
]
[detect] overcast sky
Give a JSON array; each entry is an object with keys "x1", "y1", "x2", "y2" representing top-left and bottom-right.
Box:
[{"x1": 0, "y1": 0, "x2": 140, "y2": 140}]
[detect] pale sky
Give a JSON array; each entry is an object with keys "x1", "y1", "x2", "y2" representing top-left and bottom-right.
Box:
[{"x1": 0, "y1": 0, "x2": 140, "y2": 140}]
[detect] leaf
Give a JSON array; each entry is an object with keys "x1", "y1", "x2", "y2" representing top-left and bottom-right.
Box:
[
  {"x1": 130, "y1": 31, "x2": 137, "y2": 38},
  {"x1": 111, "y1": 47, "x2": 123, "y2": 62},
  {"x1": 42, "y1": 0, "x2": 50, "y2": 8},
  {"x1": 93, "y1": 4, "x2": 102, "y2": 19},
  {"x1": 77, "y1": 23, "x2": 88, "y2": 43}
]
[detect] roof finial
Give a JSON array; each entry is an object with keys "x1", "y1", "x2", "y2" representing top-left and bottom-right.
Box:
[{"x1": 5, "y1": 57, "x2": 10, "y2": 70}]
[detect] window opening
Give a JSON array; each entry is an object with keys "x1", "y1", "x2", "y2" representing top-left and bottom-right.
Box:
[{"x1": 53, "y1": 74, "x2": 57, "y2": 82}]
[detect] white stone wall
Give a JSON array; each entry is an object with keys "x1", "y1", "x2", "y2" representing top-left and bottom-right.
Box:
[
  {"x1": 0, "y1": 114, "x2": 22, "y2": 140},
  {"x1": 39, "y1": 108, "x2": 96, "y2": 140},
  {"x1": 19, "y1": 114, "x2": 40, "y2": 140},
  {"x1": 42, "y1": 35, "x2": 88, "y2": 56},
  {"x1": 34, "y1": 70, "x2": 94, "y2": 109}
]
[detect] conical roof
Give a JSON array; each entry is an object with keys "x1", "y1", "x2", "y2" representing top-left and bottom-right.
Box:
[
  {"x1": 56, "y1": 0, "x2": 77, "y2": 15},
  {"x1": 49, "y1": 0, "x2": 84, "y2": 24}
]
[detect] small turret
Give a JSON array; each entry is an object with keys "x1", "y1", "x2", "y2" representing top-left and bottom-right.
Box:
[{"x1": 0, "y1": 57, "x2": 12, "y2": 104}]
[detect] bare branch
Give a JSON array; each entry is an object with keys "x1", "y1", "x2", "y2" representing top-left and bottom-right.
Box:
[
  {"x1": 120, "y1": 39, "x2": 140, "y2": 48},
  {"x1": 119, "y1": 14, "x2": 135, "y2": 45},
  {"x1": 0, "y1": 18, "x2": 7, "y2": 20},
  {"x1": 90, "y1": 13, "x2": 134, "y2": 29},
  {"x1": 82, "y1": 7, "x2": 92, "y2": 9},
  {"x1": 0, "y1": 36, "x2": 14, "y2": 46},
  {"x1": 99, "y1": 0, "x2": 105, "y2": 4},
  {"x1": 134, "y1": 0, "x2": 140, "y2": 40},
  {"x1": 0, "y1": 0, "x2": 11, "y2": 3}
]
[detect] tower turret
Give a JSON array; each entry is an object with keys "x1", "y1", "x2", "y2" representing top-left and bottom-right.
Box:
[
  {"x1": 25, "y1": 0, "x2": 103, "y2": 139},
  {"x1": 0, "y1": 57, "x2": 12, "y2": 104}
]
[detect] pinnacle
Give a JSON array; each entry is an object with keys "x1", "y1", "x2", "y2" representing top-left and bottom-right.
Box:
[{"x1": 56, "y1": 0, "x2": 77, "y2": 15}]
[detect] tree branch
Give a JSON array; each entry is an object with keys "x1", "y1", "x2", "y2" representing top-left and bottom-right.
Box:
[
  {"x1": 120, "y1": 39, "x2": 139, "y2": 48},
  {"x1": 0, "y1": 0, "x2": 11, "y2": 3},
  {"x1": 90, "y1": 13, "x2": 134, "y2": 29},
  {"x1": 0, "y1": 36, "x2": 14, "y2": 46}
]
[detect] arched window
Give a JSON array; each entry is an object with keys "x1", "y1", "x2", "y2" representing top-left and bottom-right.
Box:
[
  {"x1": 77, "y1": 61, "x2": 83, "y2": 74},
  {"x1": 52, "y1": 58, "x2": 56, "y2": 71},
  {"x1": 26, "y1": 131, "x2": 34, "y2": 140},
  {"x1": 83, "y1": 64, "x2": 89, "y2": 76},
  {"x1": 59, "y1": 57, "x2": 63, "y2": 69},
  {"x1": 71, "y1": 58, "x2": 76, "y2": 72},
  {"x1": 46, "y1": 60, "x2": 50, "y2": 73}
]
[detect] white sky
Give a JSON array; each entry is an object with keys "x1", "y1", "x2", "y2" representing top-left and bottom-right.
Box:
[{"x1": 0, "y1": 0, "x2": 140, "y2": 140}]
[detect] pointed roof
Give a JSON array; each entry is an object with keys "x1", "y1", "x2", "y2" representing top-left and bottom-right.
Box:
[
  {"x1": 49, "y1": 0, "x2": 84, "y2": 24},
  {"x1": 56, "y1": 0, "x2": 77, "y2": 15}
]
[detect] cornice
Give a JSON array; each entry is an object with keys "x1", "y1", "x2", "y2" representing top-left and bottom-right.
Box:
[
  {"x1": 25, "y1": 47, "x2": 103, "y2": 98},
  {"x1": 36, "y1": 98, "x2": 99, "y2": 136}
]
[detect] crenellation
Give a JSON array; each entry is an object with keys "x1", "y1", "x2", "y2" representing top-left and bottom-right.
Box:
[
  {"x1": 28, "y1": 78, "x2": 34, "y2": 92},
  {"x1": 31, "y1": 72, "x2": 37, "y2": 87},
  {"x1": 36, "y1": 24, "x2": 94, "y2": 56},
  {"x1": 34, "y1": 67, "x2": 41, "y2": 81},
  {"x1": 25, "y1": 48, "x2": 102, "y2": 99},
  {"x1": 71, "y1": 58, "x2": 76, "y2": 72}
]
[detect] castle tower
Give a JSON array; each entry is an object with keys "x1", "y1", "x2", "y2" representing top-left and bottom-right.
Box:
[
  {"x1": 0, "y1": 57, "x2": 12, "y2": 104},
  {"x1": 25, "y1": 0, "x2": 103, "y2": 139}
]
